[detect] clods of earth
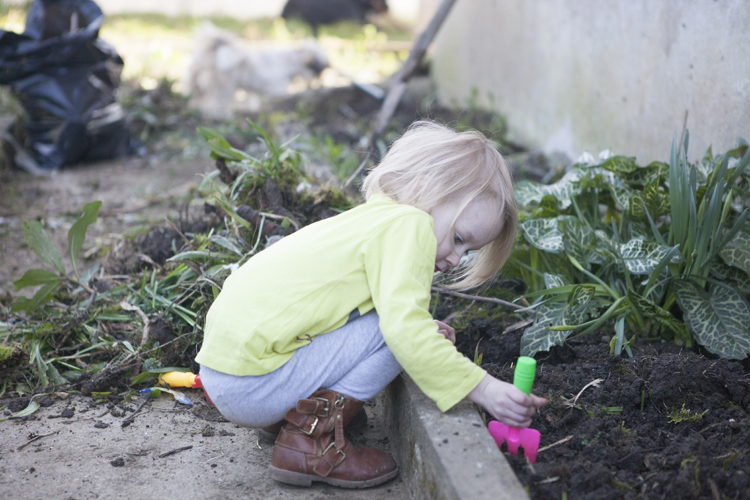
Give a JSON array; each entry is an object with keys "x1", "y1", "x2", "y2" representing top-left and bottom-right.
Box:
[{"x1": 442, "y1": 291, "x2": 750, "y2": 500}]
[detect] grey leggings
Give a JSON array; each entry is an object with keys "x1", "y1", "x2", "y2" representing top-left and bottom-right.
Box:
[{"x1": 198, "y1": 311, "x2": 403, "y2": 428}]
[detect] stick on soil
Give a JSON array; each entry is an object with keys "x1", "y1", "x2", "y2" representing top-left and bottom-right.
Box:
[
  {"x1": 17, "y1": 429, "x2": 61, "y2": 451},
  {"x1": 158, "y1": 445, "x2": 193, "y2": 458},
  {"x1": 431, "y1": 287, "x2": 529, "y2": 311}
]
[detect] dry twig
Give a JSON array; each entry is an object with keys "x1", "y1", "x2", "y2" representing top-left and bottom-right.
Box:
[
  {"x1": 537, "y1": 435, "x2": 573, "y2": 453},
  {"x1": 565, "y1": 378, "x2": 604, "y2": 408},
  {"x1": 158, "y1": 445, "x2": 193, "y2": 458},
  {"x1": 17, "y1": 429, "x2": 61, "y2": 451},
  {"x1": 431, "y1": 287, "x2": 528, "y2": 311},
  {"x1": 504, "y1": 318, "x2": 534, "y2": 334}
]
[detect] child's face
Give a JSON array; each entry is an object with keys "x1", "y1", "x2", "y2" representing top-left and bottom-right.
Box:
[{"x1": 430, "y1": 197, "x2": 502, "y2": 273}]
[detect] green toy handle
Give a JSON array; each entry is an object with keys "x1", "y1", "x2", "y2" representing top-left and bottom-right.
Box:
[{"x1": 513, "y1": 356, "x2": 537, "y2": 396}]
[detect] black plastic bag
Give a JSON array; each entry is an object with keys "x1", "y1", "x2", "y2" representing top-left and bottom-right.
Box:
[{"x1": 0, "y1": 0, "x2": 142, "y2": 171}]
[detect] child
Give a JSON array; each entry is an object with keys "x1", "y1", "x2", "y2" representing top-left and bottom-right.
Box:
[{"x1": 196, "y1": 121, "x2": 547, "y2": 488}]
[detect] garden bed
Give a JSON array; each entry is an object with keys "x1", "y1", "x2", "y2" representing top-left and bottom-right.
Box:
[{"x1": 441, "y1": 291, "x2": 750, "y2": 500}]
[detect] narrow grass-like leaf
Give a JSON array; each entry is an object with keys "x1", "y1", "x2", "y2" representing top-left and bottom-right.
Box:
[
  {"x1": 0, "y1": 400, "x2": 40, "y2": 422},
  {"x1": 644, "y1": 245, "x2": 681, "y2": 298},
  {"x1": 247, "y1": 119, "x2": 280, "y2": 161},
  {"x1": 613, "y1": 317, "x2": 625, "y2": 356},
  {"x1": 635, "y1": 193, "x2": 666, "y2": 246},
  {"x1": 568, "y1": 254, "x2": 620, "y2": 299},
  {"x1": 571, "y1": 296, "x2": 629, "y2": 338}
]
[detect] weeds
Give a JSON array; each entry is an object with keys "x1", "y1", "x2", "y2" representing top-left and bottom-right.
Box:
[
  {"x1": 668, "y1": 404, "x2": 708, "y2": 424},
  {"x1": 1, "y1": 120, "x2": 350, "y2": 395}
]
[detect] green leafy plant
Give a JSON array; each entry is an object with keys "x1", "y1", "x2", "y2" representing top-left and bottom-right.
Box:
[
  {"x1": 508, "y1": 134, "x2": 750, "y2": 359},
  {"x1": 13, "y1": 201, "x2": 102, "y2": 313},
  {"x1": 2, "y1": 119, "x2": 354, "y2": 393}
]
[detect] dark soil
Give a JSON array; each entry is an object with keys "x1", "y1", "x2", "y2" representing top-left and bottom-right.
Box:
[{"x1": 440, "y1": 293, "x2": 750, "y2": 500}]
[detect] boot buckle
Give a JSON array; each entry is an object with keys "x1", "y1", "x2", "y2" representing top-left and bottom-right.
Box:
[
  {"x1": 322, "y1": 441, "x2": 347, "y2": 468},
  {"x1": 313, "y1": 397, "x2": 331, "y2": 417},
  {"x1": 300, "y1": 417, "x2": 319, "y2": 435}
]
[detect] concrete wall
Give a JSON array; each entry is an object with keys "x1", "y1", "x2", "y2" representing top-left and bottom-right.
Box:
[{"x1": 431, "y1": 0, "x2": 750, "y2": 163}]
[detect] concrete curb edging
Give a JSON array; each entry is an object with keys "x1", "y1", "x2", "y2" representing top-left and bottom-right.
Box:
[{"x1": 379, "y1": 374, "x2": 529, "y2": 500}]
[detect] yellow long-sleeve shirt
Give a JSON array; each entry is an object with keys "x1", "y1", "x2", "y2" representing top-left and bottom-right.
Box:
[{"x1": 195, "y1": 194, "x2": 486, "y2": 411}]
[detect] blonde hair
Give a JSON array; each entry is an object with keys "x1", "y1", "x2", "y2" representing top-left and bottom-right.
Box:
[{"x1": 362, "y1": 121, "x2": 517, "y2": 290}]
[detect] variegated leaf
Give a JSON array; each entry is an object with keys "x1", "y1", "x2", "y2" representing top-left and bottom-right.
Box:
[
  {"x1": 520, "y1": 303, "x2": 569, "y2": 356},
  {"x1": 520, "y1": 218, "x2": 564, "y2": 253},
  {"x1": 590, "y1": 167, "x2": 628, "y2": 189},
  {"x1": 566, "y1": 286, "x2": 595, "y2": 324},
  {"x1": 598, "y1": 156, "x2": 638, "y2": 175},
  {"x1": 617, "y1": 239, "x2": 682, "y2": 275},
  {"x1": 544, "y1": 273, "x2": 568, "y2": 289},
  {"x1": 719, "y1": 230, "x2": 750, "y2": 277},
  {"x1": 561, "y1": 217, "x2": 597, "y2": 270},
  {"x1": 673, "y1": 280, "x2": 750, "y2": 360},
  {"x1": 515, "y1": 170, "x2": 584, "y2": 209},
  {"x1": 607, "y1": 185, "x2": 633, "y2": 210},
  {"x1": 710, "y1": 260, "x2": 750, "y2": 294},
  {"x1": 520, "y1": 286, "x2": 595, "y2": 356},
  {"x1": 629, "y1": 178, "x2": 670, "y2": 221},
  {"x1": 623, "y1": 161, "x2": 670, "y2": 186},
  {"x1": 628, "y1": 290, "x2": 690, "y2": 340}
]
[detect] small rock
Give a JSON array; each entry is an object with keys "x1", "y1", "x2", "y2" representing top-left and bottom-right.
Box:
[
  {"x1": 48, "y1": 408, "x2": 75, "y2": 419},
  {"x1": 38, "y1": 396, "x2": 54, "y2": 407},
  {"x1": 110, "y1": 457, "x2": 125, "y2": 467},
  {"x1": 94, "y1": 422, "x2": 109, "y2": 429}
]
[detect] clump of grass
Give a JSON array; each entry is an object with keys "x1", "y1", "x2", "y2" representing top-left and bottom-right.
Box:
[{"x1": 668, "y1": 404, "x2": 708, "y2": 423}]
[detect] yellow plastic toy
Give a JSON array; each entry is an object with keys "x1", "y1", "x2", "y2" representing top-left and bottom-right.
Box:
[
  {"x1": 158, "y1": 371, "x2": 199, "y2": 388},
  {"x1": 158, "y1": 371, "x2": 213, "y2": 405}
]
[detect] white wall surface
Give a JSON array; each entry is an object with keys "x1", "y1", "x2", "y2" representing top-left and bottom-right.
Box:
[{"x1": 432, "y1": 0, "x2": 750, "y2": 163}]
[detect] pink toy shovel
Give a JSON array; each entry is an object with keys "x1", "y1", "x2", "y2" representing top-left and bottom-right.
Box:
[{"x1": 488, "y1": 356, "x2": 541, "y2": 463}]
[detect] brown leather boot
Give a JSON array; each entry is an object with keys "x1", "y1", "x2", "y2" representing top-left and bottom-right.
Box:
[
  {"x1": 269, "y1": 390, "x2": 398, "y2": 488},
  {"x1": 256, "y1": 405, "x2": 368, "y2": 444}
]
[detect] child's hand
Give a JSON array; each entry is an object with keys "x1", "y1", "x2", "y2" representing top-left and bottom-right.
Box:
[
  {"x1": 434, "y1": 320, "x2": 456, "y2": 344},
  {"x1": 467, "y1": 374, "x2": 547, "y2": 427}
]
